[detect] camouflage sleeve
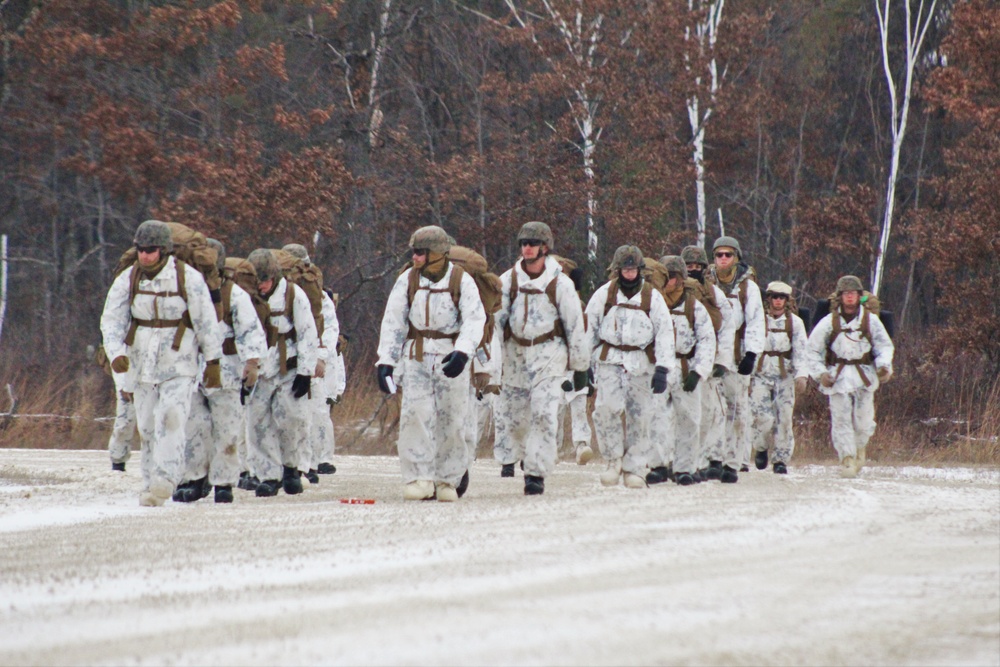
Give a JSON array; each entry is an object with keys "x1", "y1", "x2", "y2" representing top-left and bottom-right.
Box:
[
  {"x1": 691, "y1": 299, "x2": 716, "y2": 378},
  {"x1": 184, "y1": 265, "x2": 223, "y2": 362},
  {"x1": 556, "y1": 273, "x2": 589, "y2": 372},
  {"x1": 230, "y1": 284, "x2": 267, "y2": 363},
  {"x1": 583, "y1": 284, "x2": 608, "y2": 358},
  {"x1": 868, "y1": 314, "x2": 895, "y2": 371},
  {"x1": 805, "y1": 315, "x2": 835, "y2": 380},
  {"x1": 100, "y1": 270, "x2": 133, "y2": 364},
  {"x1": 321, "y1": 292, "x2": 341, "y2": 356},
  {"x1": 291, "y1": 284, "x2": 319, "y2": 375},
  {"x1": 376, "y1": 271, "x2": 412, "y2": 368},
  {"x1": 742, "y1": 280, "x2": 766, "y2": 355},
  {"x1": 454, "y1": 271, "x2": 487, "y2": 357},
  {"x1": 791, "y1": 314, "x2": 810, "y2": 379},
  {"x1": 495, "y1": 268, "x2": 514, "y2": 332},
  {"x1": 648, "y1": 289, "x2": 677, "y2": 372},
  {"x1": 713, "y1": 285, "x2": 737, "y2": 369}
]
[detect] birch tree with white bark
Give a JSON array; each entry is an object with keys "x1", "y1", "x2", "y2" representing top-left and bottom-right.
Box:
[
  {"x1": 685, "y1": 0, "x2": 725, "y2": 249},
  {"x1": 872, "y1": 0, "x2": 938, "y2": 296}
]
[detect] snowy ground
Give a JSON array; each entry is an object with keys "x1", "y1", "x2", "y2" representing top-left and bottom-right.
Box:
[{"x1": 0, "y1": 449, "x2": 997, "y2": 667}]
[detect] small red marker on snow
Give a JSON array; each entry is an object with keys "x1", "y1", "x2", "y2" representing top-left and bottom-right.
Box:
[{"x1": 339, "y1": 498, "x2": 376, "y2": 504}]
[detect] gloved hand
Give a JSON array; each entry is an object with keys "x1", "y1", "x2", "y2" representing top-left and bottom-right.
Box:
[
  {"x1": 242, "y1": 358, "x2": 259, "y2": 389},
  {"x1": 326, "y1": 394, "x2": 342, "y2": 406},
  {"x1": 651, "y1": 366, "x2": 669, "y2": 394},
  {"x1": 877, "y1": 367, "x2": 893, "y2": 383},
  {"x1": 240, "y1": 382, "x2": 251, "y2": 406},
  {"x1": 291, "y1": 373, "x2": 311, "y2": 399},
  {"x1": 441, "y1": 351, "x2": 469, "y2": 378},
  {"x1": 376, "y1": 364, "x2": 395, "y2": 394},
  {"x1": 111, "y1": 356, "x2": 130, "y2": 374},
  {"x1": 795, "y1": 377, "x2": 808, "y2": 394},
  {"x1": 472, "y1": 372, "x2": 491, "y2": 392},
  {"x1": 203, "y1": 360, "x2": 222, "y2": 389},
  {"x1": 682, "y1": 370, "x2": 700, "y2": 393},
  {"x1": 712, "y1": 363, "x2": 727, "y2": 378},
  {"x1": 819, "y1": 372, "x2": 835, "y2": 388},
  {"x1": 120, "y1": 390, "x2": 133, "y2": 403},
  {"x1": 737, "y1": 352, "x2": 757, "y2": 376},
  {"x1": 314, "y1": 358, "x2": 326, "y2": 379},
  {"x1": 572, "y1": 370, "x2": 590, "y2": 392}
]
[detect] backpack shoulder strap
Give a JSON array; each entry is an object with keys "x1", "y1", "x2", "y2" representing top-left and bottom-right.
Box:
[
  {"x1": 603, "y1": 279, "x2": 619, "y2": 317},
  {"x1": 640, "y1": 282, "x2": 653, "y2": 315},
  {"x1": 860, "y1": 306, "x2": 871, "y2": 343},
  {"x1": 406, "y1": 267, "x2": 421, "y2": 307},
  {"x1": 220, "y1": 279, "x2": 234, "y2": 325},
  {"x1": 739, "y1": 277, "x2": 748, "y2": 308},
  {"x1": 448, "y1": 264, "x2": 464, "y2": 309},
  {"x1": 128, "y1": 263, "x2": 141, "y2": 304},
  {"x1": 685, "y1": 290, "x2": 695, "y2": 328},
  {"x1": 175, "y1": 259, "x2": 188, "y2": 303},
  {"x1": 544, "y1": 274, "x2": 559, "y2": 309}
]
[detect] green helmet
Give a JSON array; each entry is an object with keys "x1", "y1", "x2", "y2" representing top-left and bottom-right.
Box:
[
  {"x1": 712, "y1": 236, "x2": 742, "y2": 259},
  {"x1": 134, "y1": 220, "x2": 173, "y2": 253},
  {"x1": 765, "y1": 280, "x2": 792, "y2": 297},
  {"x1": 610, "y1": 245, "x2": 644, "y2": 272},
  {"x1": 836, "y1": 275, "x2": 864, "y2": 293},
  {"x1": 659, "y1": 255, "x2": 688, "y2": 280},
  {"x1": 408, "y1": 225, "x2": 454, "y2": 255},
  {"x1": 517, "y1": 221, "x2": 554, "y2": 250},
  {"x1": 282, "y1": 243, "x2": 310, "y2": 264},
  {"x1": 207, "y1": 238, "x2": 226, "y2": 272},
  {"x1": 247, "y1": 248, "x2": 280, "y2": 283},
  {"x1": 681, "y1": 245, "x2": 709, "y2": 267}
]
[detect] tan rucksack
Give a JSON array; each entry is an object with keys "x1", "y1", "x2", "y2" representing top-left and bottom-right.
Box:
[
  {"x1": 272, "y1": 249, "x2": 325, "y2": 340},
  {"x1": 222, "y1": 257, "x2": 273, "y2": 350}
]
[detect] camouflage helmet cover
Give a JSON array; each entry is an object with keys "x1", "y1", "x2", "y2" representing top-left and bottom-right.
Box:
[
  {"x1": 282, "y1": 243, "x2": 310, "y2": 264},
  {"x1": 712, "y1": 236, "x2": 742, "y2": 259},
  {"x1": 836, "y1": 275, "x2": 864, "y2": 293},
  {"x1": 516, "y1": 221, "x2": 554, "y2": 250},
  {"x1": 681, "y1": 245, "x2": 709, "y2": 267},
  {"x1": 134, "y1": 220, "x2": 173, "y2": 253},
  {"x1": 408, "y1": 225, "x2": 454, "y2": 255},
  {"x1": 207, "y1": 238, "x2": 226, "y2": 272},
  {"x1": 765, "y1": 280, "x2": 793, "y2": 297},
  {"x1": 659, "y1": 255, "x2": 688, "y2": 280},
  {"x1": 609, "y1": 245, "x2": 644, "y2": 272},
  {"x1": 247, "y1": 248, "x2": 280, "y2": 283}
]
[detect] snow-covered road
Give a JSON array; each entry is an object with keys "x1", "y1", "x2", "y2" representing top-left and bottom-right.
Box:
[{"x1": 0, "y1": 449, "x2": 997, "y2": 666}]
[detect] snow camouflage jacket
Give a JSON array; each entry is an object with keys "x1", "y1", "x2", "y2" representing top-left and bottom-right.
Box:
[
  {"x1": 706, "y1": 263, "x2": 766, "y2": 362},
  {"x1": 320, "y1": 291, "x2": 346, "y2": 397},
  {"x1": 214, "y1": 282, "x2": 267, "y2": 390},
  {"x1": 585, "y1": 280, "x2": 676, "y2": 375},
  {"x1": 262, "y1": 277, "x2": 319, "y2": 379},
  {"x1": 377, "y1": 263, "x2": 487, "y2": 367},
  {"x1": 101, "y1": 256, "x2": 223, "y2": 388},
  {"x1": 806, "y1": 310, "x2": 894, "y2": 394},
  {"x1": 496, "y1": 256, "x2": 588, "y2": 388},
  {"x1": 708, "y1": 283, "x2": 738, "y2": 370},
  {"x1": 756, "y1": 311, "x2": 809, "y2": 381},
  {"x1": 667, "y1": 294, "x2": 716, "y2": 381}
]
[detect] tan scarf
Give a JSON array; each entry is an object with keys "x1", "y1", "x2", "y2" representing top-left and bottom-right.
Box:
[
  {"x1": 139, "y1": 253, "x2": 170, "y2": 279},
  {"x1": 663, "y1": 280, "x2": 685, "y2": 308},
  {"x1": 715, "y1": 264, "x2": 736, "y2": 285},
  {"x1": 421, "y1": 252, "x2": 449, "y2": 283}
]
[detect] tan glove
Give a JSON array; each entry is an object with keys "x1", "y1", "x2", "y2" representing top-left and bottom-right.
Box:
[
  {"x1": 472, "y1": 372, "x2": 491, "y2": 392},
  {"x1": 877, "y1": 367, "x2": 893, "y2": 383},
  {"x1": 111, "y1": 356, "x2": 130, "y2": 374},
  {"x1": 819, "y1": 372, "x2": 835, "y2": 388},
  {"x1": 315, "y1": 358, "x2": 326, "y2": 379},
  {"x1": 120, "y1": 390, "x2": 133, "y2": 403},
  {"x1": 795, "y1": 377, "x2": 807, "y2": 394},
  {"x1": 242, "y1": 358, "x2": 259, "y2": 389},
  {"x1": 203, "y1": 360, "x2": 222, "y2": 389}
]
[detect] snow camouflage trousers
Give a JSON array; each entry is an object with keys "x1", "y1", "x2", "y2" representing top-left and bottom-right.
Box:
[
  {"x1": 108, "y1": 392, "x2": 138, "y2": 465},
  {"x1": 397, "y1": 353, "x2": 470, "y2": 487},
  {"x1": 700, "y1": 376, "x2": 727, "y2": 467},
  {"x1": 247, "y1": 370, "x2": 311, "y2": 481},
  {"x1": 310, "y1": 377, "x2": 335, "y2": 468},
  {"x1": 557, "y1": 391, "x2": 593, "y2": 455},
  {"x1": 593, "y1": 363, "x2": 657, "y2": 476},
  {"x1": 465, "y1": 386, "x2": 494, "y2": 464},
  {"x1": 719, "y1": 371, "x2": 753, "y2": 469},
  {"x1": 649, "y1": 390, "x2": 674, "y2": 468},
  {"x1": 828, "y1": 388, "x2": 876, "y2": 461},
  {"x1": 749, "y1": 374, "x2": 796, "y2": 464},
  {"x1": 183, "y1": 387, "x2": 243, "y2": 487},
  {"x1": 666, "y1": 378, "x2": 702, "y2": 475},
  {"x1": 134, "y1": 376, "x2": 196, "y2": 493},
  {"x1": 495, "y1": 375, "x2": 564, "y2": 478}
]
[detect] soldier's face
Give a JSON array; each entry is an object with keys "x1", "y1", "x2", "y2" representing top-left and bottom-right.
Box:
[
  {"x1": 714, "y1": 248, "x2": 736, "y2": 270},
  {"x1": 258, "y1": 278, "x2": 274, "y2": 296},
  {"x1": 520, "y1": 240, "x2": 545, "y2": 262},
  {"x1": 411, "y1": 248, "x2": 428, "y2": 269},
  {"x1": 769, "y1": 295, "x2": 787, "y2": 315},
  {"x1": 136, "y1": 247, "x2": 161, "y2": 267},
  {"x1": 841, "y1": 290, "x2": 861, "y2": 308},
  {"x1": 621, "y1": 267, "x2": 639, "y2": 281},
  {"x1": 686, "y1": 263, "x2": 702, "y2": 273}
]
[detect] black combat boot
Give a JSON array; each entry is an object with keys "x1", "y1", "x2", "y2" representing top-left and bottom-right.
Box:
[
  {"x1": 214, "y1": 485, "x2": 234, "y2": 503},
  {"x1": 773, "y1": 462, "x2": 788, "y2": 474},
  {"x1": 675, "y1": 472, "x2": 696, "y2": 486},
  {"x1": 317, "y1": 462, "x2": 336, "y2": 474},
  {"x1": 255, "y1": 479, "x2": 280, "y2": 497},
  {"x1": 524, "y1": 475, "x2": 544, "y2": 495},
  {"x1": 740, "y1": 465, "x2": 750, "y2": 473},
  {"x1": 111, "y1": 462, "x2": 126, "y2": 472},
  {"x1": 705, "y1": 461, "x2": 723, "y2": 480},
  {"x1": 172, "y1": 476, "x2": 209, "y2": 503},
  {"x1": 305, "y1": 469, "x2": 320, "y2": 485},
  {"x1": 720, "y1": 465, "x2": 739, "y2": 483},
  {"x1": 755, "y1": 449, "x2": 768, "y2": 470},
  {"x1": 456, "y1": 470, "x2": 470, "y2": 498},
  {"x1": 501, "y1": 463, "x2": 515, "y2": 478},
  {"x1": 645, "y1": 466, "x2": 671, "y2": 485},
  {"x1": 282, "y1": 466, "x2": 303, "y2": 495}
]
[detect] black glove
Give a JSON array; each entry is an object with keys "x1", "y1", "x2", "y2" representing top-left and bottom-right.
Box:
[
  {"x1": 738, "y1": 352, "x2": 757, "y2": 376},
  {"x1": 291, "y1": 374, "x2": 311, "y2": 399},
  {"x1": 441, "y1": 351, "x2": 469, "y2": 378},
  {"x1": 572, "y1": 370, "x2": 590, "y2": 392},
  {"x1": 587, "y1": 368, "x2": 595, "y2": 396},
  {"x1": 682, "y1": 370, "x2": 701, "y2": 393},
  {"x1": 376, "y1": 364, "x2": 394, "y2": 394},
  {"x1": 240, "y1": 382, "x2": 251, "y2": 405},
  {"x1": 712, "y1": 363, "x2": 727, "y2": 378},
  {"x1": 651, "y1": 366, "x2": 669, "y2": 394}
]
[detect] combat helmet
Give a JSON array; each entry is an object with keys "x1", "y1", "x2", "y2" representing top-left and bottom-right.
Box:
[
  {"x1": 517, "y1": 221, "x2": 554, "y2": 250},
  {"x1": 765, "y1": 280, "x2": 793, "y2": 298},
  {"x1": 247, "y1": 249, "x2": 281, "y2": 283},
  {"x1": 712, "y1": 236, "x2": 742, "y2": 259},
  {"x1": 134, "y1": 220, "x2": 173, "y2": 253},
  {"x1": 609, "y1": 245, "x2": 644, "y2": 272},
  {"x1": 408, "y1": 226, "x2": 454, "y2": 255},
  {"x1": 681, "y1": 245, "x2": 709, "y2": 267},
  {"x1": 282, "y1": 243, "x2": 311, "y2": 264},
  {"x1": 659, "y1": 255, "x2": 688, "y2": 280},
  {"x1": 207, "y1": 239, "x2": 226, "y2": 272},
  {"x1": 835, "y1": 275, "x2": 864, "y2": 294}
]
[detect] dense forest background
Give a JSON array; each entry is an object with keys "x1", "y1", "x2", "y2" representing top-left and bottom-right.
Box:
[{"x1": 0, "y1": 0, "x2": 997, "y2": 451}]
